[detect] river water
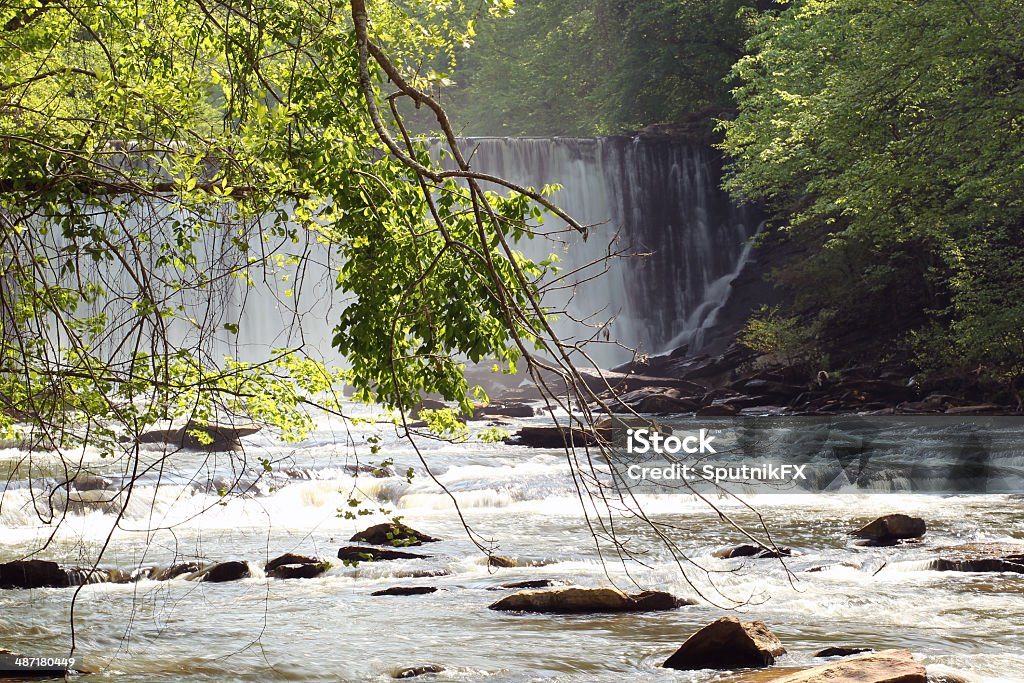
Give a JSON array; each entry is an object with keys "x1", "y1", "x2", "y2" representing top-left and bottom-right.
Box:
[{"x1": 2, "y1": 409, "x2": 1022, "y2": 682}]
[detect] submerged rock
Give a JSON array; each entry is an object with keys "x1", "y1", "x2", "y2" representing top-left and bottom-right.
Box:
[
  {"x1": 763, "y1": 649, "x2": 925, "y2": 682},
  {"x1": 714, "y1": 544, "x2": 792, "y2": 559},
  {"x1": 814, "y1": 646, "x2": 873, "y2": 658},
  {"x1": 662, "y1": 616, "x2": 785, "y2": 670},
  {"x1": 851, "y1": 514, "x2": 926, "y2": 546},
  {"x1": 371, "y1": 586, "x2": 438, "y2": 596},
  {"x1": 337, "y1": 546, "x2": 430, "y2": 562},
  {"x1": 201, "y1": 561, "x2": 251, "y2": 583},
  {"x1": 488, "y1": 586, "x2": 691, "y2": 614},
  {"x1": 392, "y1": 664, "x2": 444, "y2": 678},
  {"x1": 487, "y1": 579, "x2": 562, "y2": 591},
  {"x1": 350, "y1": 523, "x2": 440, "y2": 546}
]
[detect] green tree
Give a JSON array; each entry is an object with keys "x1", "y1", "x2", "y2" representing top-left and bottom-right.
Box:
[{"x1": 721, "y1": 0, "x2": 1024, "y2": 393}]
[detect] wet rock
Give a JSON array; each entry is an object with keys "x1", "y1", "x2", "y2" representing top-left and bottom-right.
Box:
[
  {"x1": 814, "y1": 646, "x2": 873, "y2": 658},
  {"x1": 393, "y1": 664, "x2": 444, "y2": 678},
  {"x1": 763, "y1": 649, "x2": 925, "y2": 682},
  {"x1": 487, "y1": 555, "x2": 517, "y2": 568},
  {"x1": 488, "y1": 586, "x2": 690, "y2": 614},
  {"x1": 503, "y1": 425, "x2": 607, "y2": 449},
  {"x1": 606, "y1": 387, "x2": 700, "y2": 414},
  {"x1": 62, "y1": 567, "x2": 130, "y2": 586},
  {"x1": 337, "y1": 546, "x2": 430, "y2": 562},
  {"x1": 851, "y1": 514, "x2": 926, "y2": 546},
  {"x1": 265, "y1": 553, "x2": 319, "y2": 571},
  {"x1": 267, "y1": 563, "x2": 326, "y2": 580},
  {"x1": 350, "y1": 523, "x2": 440, "y2": 546},
  {"x1": 67, "y1": 474, "x2": 113, "y2": 491},
  {"x1": 713, "y1": 544, "x2": 791, "y2": 559},
  {"x1": 155, "y1": 562, "x2": 204, "y2": 581},
  {"x1": 662, "y1": 616, "x2": 785, "y2": 670},
  {"x1": 487, "y1": 579, "x2": 561, "y2": 590},
  {"x1": 138, "y1": 420, "x2": 260, "y2": 451},
  {"x1": 927, "y1": 543, "x2": 1024, "y2": 574},
  {"x1": 472, "y1": 402, "x2": 536, "y2": 418},
  {"x1": 201, "y1": 561, "x2": 251, "y2": 583},
  {"x1": 371, "y1": 586, "x2": 438, "y2": 596},
  {"x1": 696, "y1": 404, "x2": 738, "y2": 417},
  {"x1": 944, "y1": 404, "x2": 1004, "y2": 415},
  {"x1": 0, "y1": 560, "x2": 66, "y2": 589}
]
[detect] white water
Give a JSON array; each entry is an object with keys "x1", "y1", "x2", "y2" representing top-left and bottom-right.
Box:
[{"x1": 2, "y1": 412, "x2": 1023, "y2": 682}]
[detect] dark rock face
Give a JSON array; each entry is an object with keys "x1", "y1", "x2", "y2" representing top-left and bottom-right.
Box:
[
  {"x1": 265, "y1": 553, "x2": 319, "y2": 571},
  {"x1": 350, "y1": 523, "x2": 440, "y2": 546},
  {"x1": 138, "y1": 420, "x2": 260, "y2": 451},
  {"x1": 0, "y1": 560, "x2": 67, "y2": 589},
  {"x1": 606, "y1": 386, "x2": 700, "y2": 414},
  {"x1": 662, "y1": 616, "x2": 785, "y2": 670},
  {"x1": 472, "y1": 402, "x2": 536, "y2": 418},
  {"x1": 503, "y1": 425, "x2": 607, "y2": 449},
  {"x1": 202, "y1": 561, "x2": 251, "y2": 583},
  {"x1": 766, "y1": 649, "x2": 926, "y2": 683},
  {"x1": 156, "y1": 562, "x2": 204, "y2": 581},
  {"x1": 370, "y1": 586, "x2": 438, "y2": 596},
  {"x1": 814, "y1": 647, "x2": 874, "y2": 658},
  {"x1": 851, "y1": 514, "x2": 926, "y2": 546},
  {"x1": 488, "y1": 587, "x2": 691, "y2": 614},
  {"x1": 267, "y1": 563, "x2": 326, "y2": 580},
  {"x1": 337, "y1": 546, "x2": 430, "y2": 562},
  {"x1": 713, "y1": 544, "x2": 792, "y2": 559},
  {"x1": 392, "y1": 665, "x2": 444, "y2": 679},
  {"x1": 696, "y1": 404, "x2": 738, "y2": 417}
]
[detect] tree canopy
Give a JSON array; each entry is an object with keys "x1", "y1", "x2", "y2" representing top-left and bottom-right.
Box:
[
  {"x1": 0, "y1": 0, "x2": 586, "y2": 452},
  {"x1": 721, "y1": 0, "x2": 1024, "y2": 391}
]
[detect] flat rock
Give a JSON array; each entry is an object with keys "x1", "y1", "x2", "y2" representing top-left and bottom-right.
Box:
[
  {"x1": 503, "y1": 425, "x2": 608, "y2": 449},
  {"x1": 487, "y1": 579, "x2": 561, "y2": 590},
  {"x1": 851, "y1": 514, "x2": 926, "y2": 546},
  {"x1": 0, "y1": 560, "x2": 67, "y2": 589},
  {"x1": 472, "y1": 402, "x2": 536, "y2": 418},
  {"x1": 662, "y1": 616, "x2": 785, "y2": 670},
  {"x1": 488, "y1": 586, "x2": 691, "y2": 614},
  {"x1": 138, "y1": 420, "x2": 260, "y2": 451},
  {"x1": 759, "y1": 649, "x2": 925, "y2": 682},
  {"x1": 606, "y1": 386, "x2": 700, "y2": 414},
  {"x1": 267, "y1": 563, "x2": 326, "y2": 580},
  {"x1": 392, "y1": 664, "x2": 444, "y2": 678},
  {"x1": 337, "y1": 546, "x2": 430, "y2": 562},
  {"x1": 814, "y1": 646, "x2": 873, "y2": 658},
  {"x1": 350, "y1": 523, "x2": 440, "y2": 546},
  {"x1": 696, "y1": 404, "x2": 739, "y2": 417},
  {"x1": 265, "y1": 553, "x2": 319, "y2": 571},
  {"x1": 371, "y1": 586, "x2": 438, "y2": 596},
  {"x1": 928, "y1": 543, "x2": 1024, "y2": 573}
]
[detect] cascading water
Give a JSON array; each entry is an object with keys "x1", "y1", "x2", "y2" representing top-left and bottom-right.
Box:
[{"x1": 446, "y1": 137, "x2": 762, "y2": 365}]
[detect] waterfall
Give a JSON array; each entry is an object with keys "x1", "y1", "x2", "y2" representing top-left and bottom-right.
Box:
[
  {"x1": 449, "y1": 137, "x2": 761, "y2": 365},
  {"x1": 37, "y1": 137, "x2": 758, "y2": 371}
]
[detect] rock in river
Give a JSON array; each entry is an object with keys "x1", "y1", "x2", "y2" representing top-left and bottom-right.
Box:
[
  {"x1": 662, "y1": 616, "x2": 785, "y2": 670},
  {"x1": 927, "y1": 543, "x2": 1024, "y2": 574},
  {"x1": 851, "y1": 514, "x2": 926, "y2": 546},
  {"x1": 201, "y1": 561, "x2": 251, "y2": 583},
  {"x1": 337, "y1": 546, "x2": 430, "y2": 562},
  {"x1": 0, "y1": 560, "x2": 67, "y2": 589},
  {"x1": 761, "y1": 649, "x2": 925, "y2": 682},
  {"x1": 350, "y1": 523, "x2": 440, "y2": 546},
  {"x1": 488, "y1": 586, "x2": 691, "y2": 614},
  {"x1": 714, "y1": 544, "x2": 792, "y2": 559},
  {"x1": 371, "y1": 586, "x2": 438, "y2": 596}
]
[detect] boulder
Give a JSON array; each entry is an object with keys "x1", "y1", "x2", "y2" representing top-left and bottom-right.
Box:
[
  {"x1": 487, "y1": 555, "x2": 517, "y2": 568},
  {"x1": 488, "y1": 586, "x2": 690, "y2": 614},
  {"x1": 393, "y1": 665, "x2": 444, "y2": 679},
  {"x1": 267, "y1": 563, "x2": 326, "y2": 580},
  {"x1": 851, "y1": 514, "x2": 926, "y2": 546},
  {"x1": 814, "y1": 647, "x2": 873, "y2": 658},
  {"x1": 662, "y1": 616, "x2": 785, "y2": 670},
  {"x1": 762, "y1": 649, "x2": 925, "y2": 683},
  {"x1": 155, "y1": 562, "x2": 204, "y2": 581},
  {"x1": 472, "y1": 402, "x2": 536, "y2": 418},
  {"x1": 201, "y1": 561, "x2": 251, "y2": 583},
  {"x1": 265, "y1": 553, "x2": 319, "y2": 571},
  {"x1": 350, "y1": 523, "x2": 440, "y2": 546},
  {"x1": 371, "y1": 586, "x2": 438, "y2": 596},
  {"x1": 927, "y1": 543, "x2": 1024, "y2": 574},
  {"x1": 607, "y1": 387, "x2": 700, "y2": 414},
  {"x1": 0, "y1": 560, "x2": 66, "y2": 589},
  {"x1": 337, "y1": 546, "x2": 430, "y2": 562},
  {"x1": 714, "y1": 544, "x2": 792, "y2": 559}
]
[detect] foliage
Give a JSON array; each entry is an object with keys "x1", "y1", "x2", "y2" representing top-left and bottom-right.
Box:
[
  {"x1": 0, "y1": 0, "x2": 568, "y2": 453},
  {"x1": 738, "y1": 305, "x2": 826, "y2": 372},
  {"x1": 442, "y1": 0, "x2": 760, "y2": 135},
  {"x1": 721, "y1": 0, "x2": 1024, "y2": 381}
]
